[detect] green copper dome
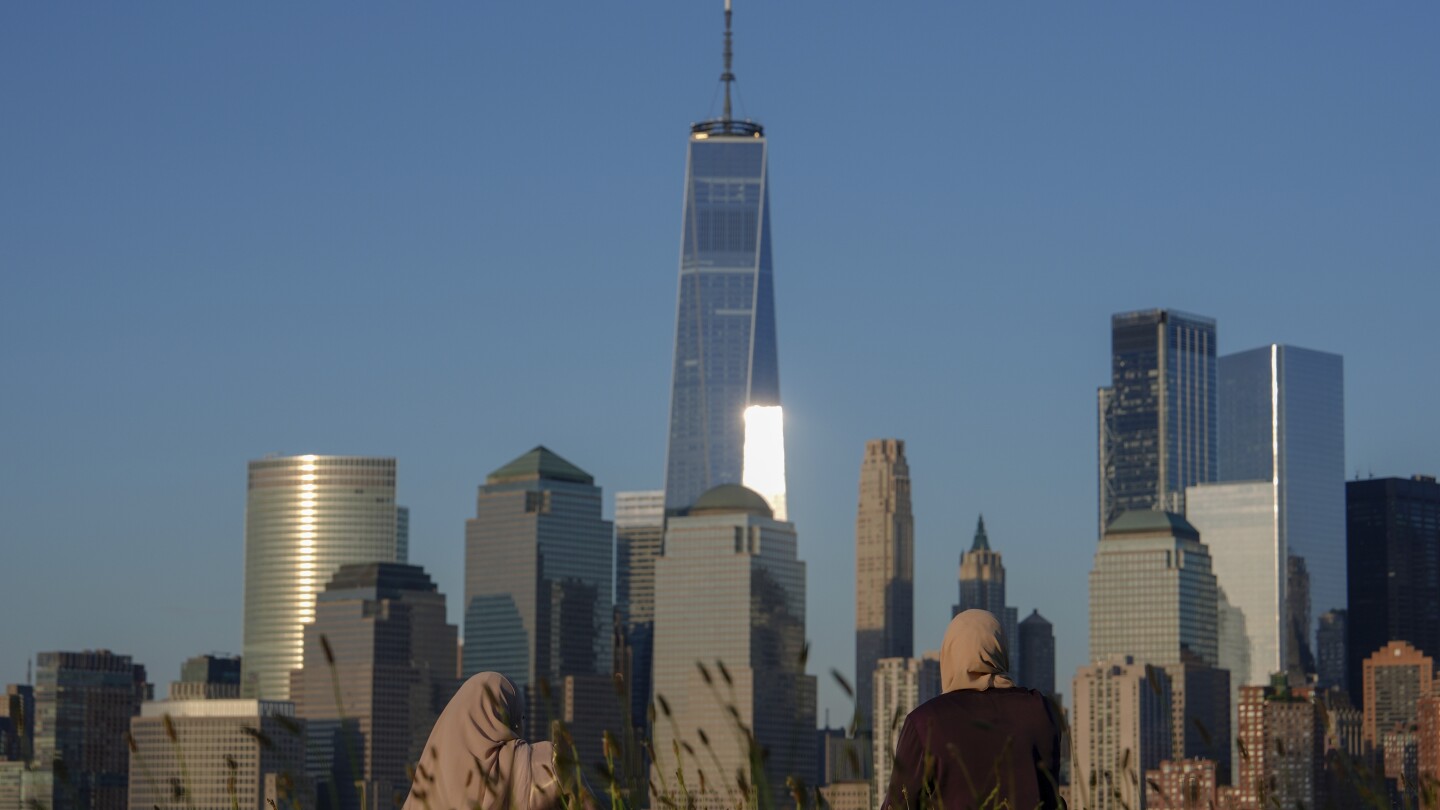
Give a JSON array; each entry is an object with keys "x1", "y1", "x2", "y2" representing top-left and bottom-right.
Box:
[{"x1": 689, "y1": 484, "x2": 773, "y2": 518}]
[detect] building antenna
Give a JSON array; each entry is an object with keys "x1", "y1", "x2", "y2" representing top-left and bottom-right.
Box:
[{"x1": 721, "y1": 0, "x2": 735, "y2": 125}]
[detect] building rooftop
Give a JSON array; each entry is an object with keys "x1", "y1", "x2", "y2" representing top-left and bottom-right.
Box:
[
  {"x1": 689, "y1": 484, "x2": 773, "y2": 518},
  {"x1": 322, "y1": 562, "x2": 437, "y2": 598},
  {"x1": 487, "y1": 445, "x2": 593, "y2": 485},
  {"x1": 1104, "y1": 509, "x2": 1200, "y2": 540}
]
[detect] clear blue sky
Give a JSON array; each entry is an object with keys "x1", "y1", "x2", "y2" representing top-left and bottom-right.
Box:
[{"x1": 3, "y1": 3, "x2": 1437, "y2": 724}]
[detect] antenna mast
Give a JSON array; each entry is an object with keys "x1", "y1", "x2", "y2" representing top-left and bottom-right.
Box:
[{"x1": 721, "y1": 0, "x2": 734, "y2": 126}]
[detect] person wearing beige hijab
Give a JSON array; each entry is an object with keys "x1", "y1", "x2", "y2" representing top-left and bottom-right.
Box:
[
  {"x1": 881, "y1": 609, "x2": 1062, "y2": 809},
  {"x1": 404, "y1": 672, "x2": 563, "y2": 810}
]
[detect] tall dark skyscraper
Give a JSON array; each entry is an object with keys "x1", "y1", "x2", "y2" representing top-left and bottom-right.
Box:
[
  {"x1": 662, "y1": 0, "x2": 781, "y2": 514},
  {"x1": 1018, "y1": 610, "x2": 1055, "y2": 696},
  {"x1": 32, "y1": 651, "x2": 151, "y2": 810},
  {"x1": 1098, "y1": 309, "x2": 1217, "y2": 533},
  {"x1": 292, "y1": 562, "x2": 457, "y2": 809},
  {"x1": 854, "y1": 439, "x2": 913, "y2": 735},
  {"x1": 462, "y1": 447, "x2": 614, "y2": 732},
  {"x1": 1346, "y1": 475, "x2": 1440, "y2": 702}
]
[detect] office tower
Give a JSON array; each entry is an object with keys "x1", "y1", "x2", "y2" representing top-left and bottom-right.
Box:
[
  {"x1": 1143, "y1": 759, "x2": 1218, "y2": 810},
  {"x1": 242, "y1": 455, "x2": 403, "y2": 700},
  {"x1": 291, "y1": 562, "x2": 456, "y2": 808},
  {"x1": 396, "y1": 505, "x2": 410, "y2": 564},
  {"x1": 1071, "y1": 657, "x2": 1172, "y2": 810},
  {"x1": 1019, "y1": 610, "x2": 1056, "y2": 695},
  {"x1": 32, "y1": 651, "x2": 150, "y2": 810},
  {"x1": 1346, "y1": 475, "x2": 1440, "y2": 702},
  {"x1": 128, "y1": 699, "x2": 306, "y2": 810},
  {"x1": 818, "y1": 728, "x2": 870, "y2": 785},
  {"x1": 1361, "y1": 641, "x2": 1433, "y2": 748},
  {"x1": 615, "y1": 489, "x2": 664, "y2": 732},
  {"x1": 1232, "y1": 678, "x2": 1326, "y2": 810},
  {"x1": 463, "y1": 447, "x2": 614, "y2": 735},
  {"x1": 1097, "y1": 309, "x2": 1217, "y2": 532},
  {"x1": 871, "y1": 656, "x2": 939, "y2": 810},
  {"x1": 1316, "y1": 610, "x2": 1346, "y2": 692},
  {"x1": 0, "y1": 764, "x2": 50, "y2": 810},
  {"x1": 662, "y1": 0, "x2": 781, "y2": 516},
  {"x1": 1, "y1": 686, "x2": 32, "y2": 762},
  {"x1": 1210, "y1": 344, "x2": 1345, "y2": 680},
  {"x1": 954, "y1": 516, "x2": 1018, "y2": 666},
  {"x1": 169, "y1": 654, "x2": 242, "y2": 700},
  {"x1": 1184, "y1": 483, "x2": 1277, "y2": 688},
  {"x1": 1089, "y1": 511, "x2": 1219, "y2": 668},
  {"x1": 1161, "y1": 653, "x2": 1231, "y2": 783},
  {"x1": 854, "y1": 439, "x2": 914, "y2": 735},
  {"x1": 651, "y1": 485, "x2": 815, "y2": 809}
]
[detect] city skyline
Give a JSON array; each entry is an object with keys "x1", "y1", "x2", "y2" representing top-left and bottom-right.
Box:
[{"x1": 4, "y1": 2, "x2": 1439, "y2": 729}]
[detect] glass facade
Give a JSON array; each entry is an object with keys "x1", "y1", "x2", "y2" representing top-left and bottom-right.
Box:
[
  {"x1": 1218, "y1": 344, "x2": 1345, "y2": 675},
  {"x1": 241, "y1": 455, "x2": 402, "y2": 701},
  {"x1": 1346, "y1": 476, "x2": 1440, "y2": 700},
  {"x1": 664, "y1": 127, "x2": 781, "y2": 513},
  {"x1": 1098, "y1": 309, "x2": 1217, "y2": 533},
  {"x1": 650, "y1": 490, "x2": 815, "y2": 809},
  {"x1": 461, "y1": 447, "x2": 613, "y2": 735},
  {"x1": 32, "y1": 651, "x2": 150, "y2": 810}
]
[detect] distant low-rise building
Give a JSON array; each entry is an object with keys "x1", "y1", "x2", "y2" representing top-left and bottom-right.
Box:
[
  {"x1": 1144, "y1": 758, "x2": 1218, "y2": 810},
  {"x1": 128, "y1": 699, "x2": 306, "y2": 810}
]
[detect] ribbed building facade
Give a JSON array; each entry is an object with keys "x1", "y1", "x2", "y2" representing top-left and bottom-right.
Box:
[
  {"x1": 854, "y1": 439, "x2": 914, "y2": 735},
  {"x1": 241, "y1": 455, "x2": 403, "y2": 700},
  {"x1": 954, "y1": 516, "x2": 1018, "y2": 670},
  {"x1": 1072, "y1": 657, "x2": 1173, "y2": 810}
]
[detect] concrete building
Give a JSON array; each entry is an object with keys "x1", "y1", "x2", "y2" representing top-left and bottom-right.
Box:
[
  {"x1": 1089, "y1": 511, "x2": 1219, "y2": 668},
  {"x1": 241, "y1": 455, "x2": 404, "y2": 700},
  {"x1": 651, "y1": 485, "x2": 815, "y2": 809},
  {"x1": 1232, "y1": 678, "x2": 1326, "y2": 810},
  {"x1": 128, "y1": 699, "x2": 306, "y2": 810},
  {"x1": 871, "y1": 656, "x2": 939, "y2": 810},
  {"x1": 1162, "y1": 654, "x2": 1231, "y2": 783},
  {"x1": 1417, "y1": 695, "x2": 1440, "y2": 795},
  {"x1": 1362, "y1": 641, "x2": 1433, "y2": 748},
  {"x1": 1143, "y1": 758, "x2": 1218, "y2": 810},
  {"x1": 0, "y1": 764, "x2": 51, "y2": 810},
  {"x1": 1, "y1": 685, "x2": 33, "y2": 762},
  {"x1": 818, "y1": 780, "x2": 871, "y2": 810},
  {"x1": 291, "y1": 563, "x2": 457, "y2": 810},
  {"x1": 33, "y1": 651, "x2": 150, "y2": 810},
  {"x1": 1072, "y1": 657, "x2": 1172, "y2": 810},
  {"x1": 954, "y1": 516, "x2": 1018, "y2": 671},
  {"x1": 1097, "y1": 309, "x2": 1217, "y2": 532},
  {"x1": 1346, "y1": 475, "x2": 1440, "y2": 702},
  {"x1": 854, "y1": 439, "x2": 914, "y2": 737},
  {"x1": 462, "y1": 446, "x2": 613, "y2": 743},
  {"x1": 1019, "y1": 610, "x2": 1056, "y2": 696}
]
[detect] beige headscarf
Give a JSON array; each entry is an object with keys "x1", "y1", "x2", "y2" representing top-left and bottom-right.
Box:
[
  {"x1": 404, "y1": 672, "x2": 561, "y2": 810},
  {"x1": 940, "y1": 609, "x2": 1016, "y2": 692}
]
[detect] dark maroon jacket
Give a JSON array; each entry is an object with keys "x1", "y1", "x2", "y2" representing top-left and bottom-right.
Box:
[{"x1": 880, "y1": 687, "x2": 1063, "y2": 810}]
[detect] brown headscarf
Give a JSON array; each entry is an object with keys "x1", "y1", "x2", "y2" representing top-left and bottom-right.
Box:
[
  {"x1": 404, "y1": 672, "x2": 561, "y2": 810},
  {"x1": 940, "y1": 609, "x2": 1015, "y2": 692}
]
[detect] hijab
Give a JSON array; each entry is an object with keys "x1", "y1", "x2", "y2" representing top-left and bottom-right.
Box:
[
  {"x1": 940, "y1": 609, "x2": 1015, "y2": 693},
  {"x1": 404, "y1": 672, "x2": 561, "y2": 810}
]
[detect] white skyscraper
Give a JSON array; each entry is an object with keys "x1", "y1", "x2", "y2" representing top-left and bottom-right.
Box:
[
  {"x1": 871, "y1": 656, "x2": 940, "y2": 810},
  {"x1": 241, "y1": 455, "x2": 402, "y2": 700}
]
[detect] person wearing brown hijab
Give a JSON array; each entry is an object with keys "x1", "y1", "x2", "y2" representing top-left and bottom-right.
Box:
[
  {"x1": 881, "y1": 609, "x2": 1064, "y2": 809},
  {"x1": 404, "y1": 672, "x2": 565, "y2": 810}
]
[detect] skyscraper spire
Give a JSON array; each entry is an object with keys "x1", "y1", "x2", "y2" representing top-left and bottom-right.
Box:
[
  {"x1": 721, "y1": 0, "x2": 734, "y2": 124},
  {"x1": 972, "y1": 514, "x2": 991, "y2": 552}
]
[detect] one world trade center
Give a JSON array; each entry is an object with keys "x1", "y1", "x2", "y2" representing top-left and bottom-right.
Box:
[{"x1": 663, "y1": 1, "x2": 783, "y2": 516}]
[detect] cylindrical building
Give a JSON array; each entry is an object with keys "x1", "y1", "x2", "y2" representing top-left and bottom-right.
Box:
[{"x1": 241, "y1": 455, "x2": 401, "y2": 700}]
